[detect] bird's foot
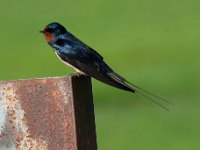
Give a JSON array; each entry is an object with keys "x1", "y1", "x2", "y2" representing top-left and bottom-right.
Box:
[{"x1": 74, "y1": 71, "x2": 86, "y2": 77}]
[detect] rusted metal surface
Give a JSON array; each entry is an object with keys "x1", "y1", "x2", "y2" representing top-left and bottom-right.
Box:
[{"x1": 0, "y1": 74, "x2": 97, "y2": 150}]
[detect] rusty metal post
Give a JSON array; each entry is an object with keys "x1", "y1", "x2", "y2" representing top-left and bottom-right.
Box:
[{"x1": 0, "y1": 74, "x2": 97, "y2": 150}]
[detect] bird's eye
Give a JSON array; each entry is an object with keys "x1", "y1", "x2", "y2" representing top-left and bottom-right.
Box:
[{"x1": 45, "y1": 28, "x2": 54, "y2": 33}]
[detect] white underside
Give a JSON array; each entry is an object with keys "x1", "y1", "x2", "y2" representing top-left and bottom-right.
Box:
[{"x1": 55, "y1": 52, "x2": 85, "y2": 74}]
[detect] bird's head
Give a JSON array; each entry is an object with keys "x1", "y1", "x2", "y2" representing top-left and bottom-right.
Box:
[{"x1": 40, "y1": 22, "x2": 67, "y2": 42}]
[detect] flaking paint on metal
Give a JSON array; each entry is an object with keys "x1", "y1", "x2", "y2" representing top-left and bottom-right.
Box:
[
  {"x1": 0, "y1": 75, "x2": 96, "y2": 150},
  {"x1": 0, "y1": 82, "x2": 48, "y2": 150}
]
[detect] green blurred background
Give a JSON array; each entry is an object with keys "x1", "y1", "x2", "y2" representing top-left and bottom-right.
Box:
[{"x1": 0, "y1": 0, "x2": 199, "y2": 149}]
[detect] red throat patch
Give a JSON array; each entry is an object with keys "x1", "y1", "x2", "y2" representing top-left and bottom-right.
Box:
[{"x1": 44, "y1": 32, "x2": 53, "y2": 42}]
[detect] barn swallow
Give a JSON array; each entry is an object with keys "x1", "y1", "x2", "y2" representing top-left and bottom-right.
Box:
[{"x1": 40, "y1": 22, "x2": 172, "y2": 110}]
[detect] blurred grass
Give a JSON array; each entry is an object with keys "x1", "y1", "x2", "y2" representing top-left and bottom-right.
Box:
[{"x1": 0, "y1": 0, "x2": 200, "y2": 149}]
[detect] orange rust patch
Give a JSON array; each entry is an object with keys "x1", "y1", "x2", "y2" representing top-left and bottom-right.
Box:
[
  {"x1": 52, "y1": 91, "x2": 59, "y2": 97},
  {"x1": 15, "y1": 77, "x2": 75, "y2": 150},
  {"x1": 41, "y1": 79, "x2": 47, "y2": 84}
]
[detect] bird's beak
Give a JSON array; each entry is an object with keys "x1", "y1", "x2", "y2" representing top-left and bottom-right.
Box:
[{"x1": 39, "y1": 30, "x2": 45, "y2": 34}]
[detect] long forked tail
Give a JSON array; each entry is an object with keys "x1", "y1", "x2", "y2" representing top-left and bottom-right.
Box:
[
  {"x1": 125, "y1": 80, "x2": 173, "y2": 111},
  {"x1": 108, "y1": 72, "x2": 173, "y2": 111}
]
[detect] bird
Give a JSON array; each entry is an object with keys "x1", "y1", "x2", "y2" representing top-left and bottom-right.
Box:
[{"x1": 40, "y1": 22, "x2": 172, "y2": 110}]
